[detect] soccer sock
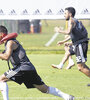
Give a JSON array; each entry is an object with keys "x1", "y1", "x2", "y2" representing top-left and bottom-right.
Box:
[
  {"x1": 58, "y1": 62, "x2": 64, "y2": 69},
  {"x1": 47, "y1": 87, "x2": 69, "y2": 100},
  {"x1": 69, "y1": 58, "x2": 74, "y2": 65},
  {"x1": 0, "y1": 82, "x2": 9, "y2": 100}
]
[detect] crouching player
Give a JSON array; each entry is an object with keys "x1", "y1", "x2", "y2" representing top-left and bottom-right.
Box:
[{"x1": 0, "y1": 26, "x2": 74, "y2": 100}]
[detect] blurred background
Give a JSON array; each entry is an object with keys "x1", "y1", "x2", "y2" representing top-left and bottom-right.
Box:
[
  {"x1": 0, "y1": 0, "x2": 90, "y2": 99},
  {"x1": 0, "y1": 19, "x2": 89, "y2": 54}
]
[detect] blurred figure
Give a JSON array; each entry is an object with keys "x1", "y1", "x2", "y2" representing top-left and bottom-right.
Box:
[
  {"x1": 30, "y1": 20, "x2": 41, "y2": 33},
  {"x1": 52, "y1": 35, "x2": 75, "y2": 69},
  {"x1": 18, "y1": 20, "x2": 30, "y2": 33}
]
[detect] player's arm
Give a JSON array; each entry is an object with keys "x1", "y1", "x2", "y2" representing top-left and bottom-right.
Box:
[
  {"x1": 64, "y1": 41, "x2": 72, "y2": 46},
  {"x1": 54, "y1": 19, "x2": 74, "y2": 35},
  {"x1": 57, "y1": 35, "x2": 71, "y2": 45},
  {"x1": 0, "y1": 40, "x2": 17, "y2": 61}
]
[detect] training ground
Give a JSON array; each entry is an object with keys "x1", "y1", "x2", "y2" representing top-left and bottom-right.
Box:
[{"x1": 0, "y1": 20, "x2": 90, "y2": 100}]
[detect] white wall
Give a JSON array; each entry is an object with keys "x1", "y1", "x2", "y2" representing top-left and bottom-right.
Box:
[{"x1": 0, "y1": 0, "x2": 90, "y2": 19}]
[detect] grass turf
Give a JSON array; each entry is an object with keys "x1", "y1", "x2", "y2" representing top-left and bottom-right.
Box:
[
  {"x1": 0, "y1": 20, "x2": 90, "y2": 53},
  {"x1": 0, "y1": 20, "x2": 90, "y2": 99},
  {"x1": 0, "y1": 54, "x2": 90, "y2": 100}
]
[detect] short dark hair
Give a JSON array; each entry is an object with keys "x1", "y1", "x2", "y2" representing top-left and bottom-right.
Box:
[
  {"x1": 0, "y1": 25, "x2": 8, "y2": 34},
  {"x1": 65, "y1": 7, "x2": 76, "y2": 17}
]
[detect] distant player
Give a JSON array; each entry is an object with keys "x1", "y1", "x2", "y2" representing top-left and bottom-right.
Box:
[
  {"x1": 0, "y1": 26, "x2": 74, "y2": 100},
  {"x1": 52, "y1": 35, "x2": 75, "y2": 69},
  {"x1": 54, "y1": 7, "x2": 90, "y2": 77}
]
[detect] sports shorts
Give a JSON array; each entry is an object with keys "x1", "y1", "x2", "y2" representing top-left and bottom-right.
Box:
[
  {"x1": 69, "y1": 45, "x2": 75, "y2": 55},
  {"x1": 69, "y1": 41, "x2": 88, "y2": 64},
  {"x1": 4, "y1": 66, "x2": 44, "y2": 88}
]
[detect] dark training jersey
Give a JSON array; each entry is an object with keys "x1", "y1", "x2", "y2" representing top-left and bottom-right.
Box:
[
  {"x1": 4, "y1": 39, "x2": 36, "y2": 71},
  {"x1": 70, "y1": 18, "x2": 88, "y2": 45}
]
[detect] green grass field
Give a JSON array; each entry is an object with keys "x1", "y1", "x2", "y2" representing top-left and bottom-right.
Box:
[
  {"x1": 0, "y1": 20, "x2": 90, "y2": 52},
  {"x1": 0, "y1": 20, "x2": 90, "y2": 100},
  {"x1": 0, "y1": 54, "x2": 90, "y2": 100}
]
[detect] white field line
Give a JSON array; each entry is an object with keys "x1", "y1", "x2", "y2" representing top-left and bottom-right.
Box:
[
  {"x1": 0, "y1": 97, "x2": 58, "y2": 100},
  {"x1": 0, "y1": 97, "x2": 90, "y2": 100}
]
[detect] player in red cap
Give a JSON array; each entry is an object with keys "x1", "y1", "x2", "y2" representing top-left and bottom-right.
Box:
[{"x1": 0, "y1": 25, "x2": 74, "y2": 100}]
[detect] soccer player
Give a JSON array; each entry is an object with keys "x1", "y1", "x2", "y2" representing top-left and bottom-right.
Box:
[
  {"x1": 52, "y1": 35, "x2": 75, "y2": 69},
  {"x1": 0, "y1": 25, "x2": 74, "y2": 100},
  {"x1": 54, "y1": 7, "x2": 90, "y2": 77}
]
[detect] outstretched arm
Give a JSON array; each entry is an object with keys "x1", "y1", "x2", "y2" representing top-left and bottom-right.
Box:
[
  {"x1": 64, "y1": 42, "x2": 72, "y2": 46},
  {"x1": 57, "y1": 35, "x2": 71, "y2": 45},
  {"x1": 54, "y1": 19, "x2": 74, "y2": 35}
]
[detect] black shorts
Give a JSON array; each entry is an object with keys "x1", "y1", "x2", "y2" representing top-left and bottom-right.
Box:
[
  {"x1": 69, "y1": 41, "x2": 88, "y2": 64},
  {"x1": 4, "y1": 67, "x2": 44, "y2": 88},
  {"x1": 69, "y1": 45, "x2": 75, "y2": 55},
  {"x1": 75, "y1": 42, "x2": 88, "y2": 64}
]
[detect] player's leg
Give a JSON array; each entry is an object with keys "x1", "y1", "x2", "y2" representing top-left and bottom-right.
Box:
[
  {"x1": 33, "y1": 84, "x2": 74, "y2": 100},
  {"x1": 60, "y1": 45, "x2": 70, "y2": 65},
  {"x1": 24, "y1": 70, "x2": 74, "y2": 100},
  {"x1": 0, "y1": 67, "x2": 22, "y2": 100},
  {"x1": 77, "y1": 63, "x2": 90, "y2": 77},
  {"x1": 0, "y1": 74, "x2": 9, "y2": 100},
  {"x1": 52, "y1": 45, "x2": 70, "y2": 69},
  {"x1": 66, "y1": 56, "x2": 75, "y2": 69},
  {"x1": 66, "y1": 46, "x2": 75, "y2": 69},
  {"x1": 75, "y1": 42, "x2": 90, "y2": 77},
  {"x1": 68, "y1": 56, "x2": 74, "y2": 65}
]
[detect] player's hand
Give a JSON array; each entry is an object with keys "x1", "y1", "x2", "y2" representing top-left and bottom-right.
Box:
[
  {"x1": 54, "y1": 27, "x2": 64, "y2": 33},
  {"x1": 57, "y1": 41, "x2": 64, "y2": 45},
  {"x1": 64, "y1": 42, "x2": 72, "y2": 46},
  {"x1": 54, "y1": 27, "x2": 60, "y2": 33}
]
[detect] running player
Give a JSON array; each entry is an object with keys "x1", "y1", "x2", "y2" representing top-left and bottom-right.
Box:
[
  {"x1": 0, "y1": 25, "x2": 74, "y2": 100},
  {"x1": 52, "y1": 35, "x2": 75, "y2": 69},
  {"x1": 54, "y1": 7, "x2": 90, "y2": 77}
]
